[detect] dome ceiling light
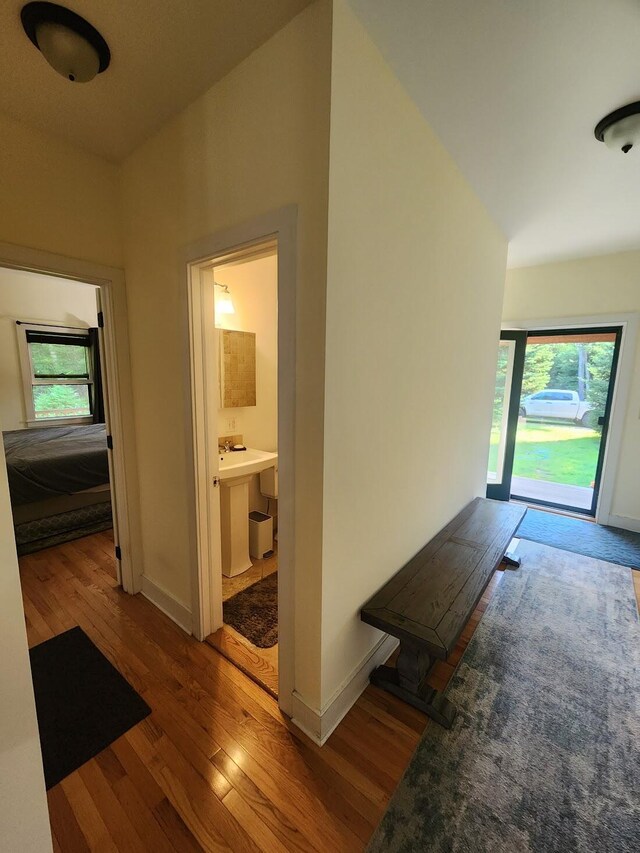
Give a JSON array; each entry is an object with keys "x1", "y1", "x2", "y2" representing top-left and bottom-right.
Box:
[
  {"x1": 594, "y1": 101, "x2": 640, "y2": 154},
  {"x1": 21, "y1": 2, "x2": 110, "y2": 83}
]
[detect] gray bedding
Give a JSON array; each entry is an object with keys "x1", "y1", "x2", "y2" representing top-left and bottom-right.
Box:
[{"x1": 3, "y1": 424, "x2": 109, "y2": 506}]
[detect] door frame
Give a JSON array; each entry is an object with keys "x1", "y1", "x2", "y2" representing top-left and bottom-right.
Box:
[
  {"x1": 502, "y1": 312, "x2": 639, "y2": 526},
  {"x1": 0, "y1": 240, "x2": 140, "y2": 592},
  {"x1": 184, "y1": 207, "x2": 297, "y2": 716}
]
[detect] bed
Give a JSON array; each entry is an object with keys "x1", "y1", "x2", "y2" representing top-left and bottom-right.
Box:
[{"x1": 3, "y1": 424, "x2": 113, "y2": 554}]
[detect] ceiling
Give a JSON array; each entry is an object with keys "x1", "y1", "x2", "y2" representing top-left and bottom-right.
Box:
[
  {"x1": 349, "y1": 0, "x2": 640, "y2": 267},
  {"x1": 0, "y1": 0, "x2": 310, "y2": 162}
]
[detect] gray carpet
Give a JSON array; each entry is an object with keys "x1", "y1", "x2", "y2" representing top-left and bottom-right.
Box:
[
  {"x1": 517, "y1": 508, "x2": 640, "y2": 570},
  {"x1": 368, "y1": 541, "x2": 640, "y2": 852}
]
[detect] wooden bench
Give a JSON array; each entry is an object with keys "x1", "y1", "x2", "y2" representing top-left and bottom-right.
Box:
[{"x1": 361, "y1": 497, "x2": 526, "y2": 728}]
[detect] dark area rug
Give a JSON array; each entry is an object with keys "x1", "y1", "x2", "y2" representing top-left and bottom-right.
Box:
[
  {"x1": 368, "y1": 540, "x2": 640, "y2": 852},
  {"x1": 30, "y1": 627, "x2": 151, "y2": 789},
  {"x1": 223, "y1": 572, "x2": 278, "y2": 648},
  {"x1": 517, "y1": 507, "x2": 640, "y2": 569}
]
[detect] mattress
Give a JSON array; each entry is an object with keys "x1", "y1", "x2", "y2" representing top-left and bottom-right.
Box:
[
  {"x1": 3, "y1": 424, "x2": 109, "y2": 505},
  {"x1": 11, "y1": 486, "x2": 111, "y2": 525}
]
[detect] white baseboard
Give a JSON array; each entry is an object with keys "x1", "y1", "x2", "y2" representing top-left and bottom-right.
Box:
[
  {"x1": 606, "y1": 514, "x2": 640, "y2": 534},
  {"x1": 140, "y1": 575, "x2": 192, "y2": 634},
  {"x1": 290, "y1": 633, "x2": 399, "y2": 746}
]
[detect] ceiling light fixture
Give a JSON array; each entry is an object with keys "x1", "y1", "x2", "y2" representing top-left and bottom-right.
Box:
[
  {"x1": 594, "y1": 101, "x2": 640, "y2": 154},
  {"x1": 214, "y1": 283, "x2": 235, "y2": 315},
  {"x1": 21, "y1": 2, "x2": 110, "y2": 83}
]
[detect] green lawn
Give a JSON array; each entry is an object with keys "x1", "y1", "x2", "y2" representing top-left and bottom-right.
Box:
[{"x1": 489, "y1": 421, "x2": 600, "y2": 487}]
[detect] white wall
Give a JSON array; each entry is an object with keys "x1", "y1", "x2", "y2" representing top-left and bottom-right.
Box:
[
  {"x1": 215, "y1": 253, "x2": 278, "y2": 452},
  {"x1": 0, "y1": 268, "x2": 98, "y2": 430},
  {"x1": 320, "y1": 0, "x2": 508, "y2": 708},
  {"x1": 121, "y1": 1, "x2": 331, "y2": 708},
  {"x1": 505, "y1": 250, "x2": 640, "y2": 525},
  {"x1": 0, "y1": 433, "x2": 52, "y2": 852}
]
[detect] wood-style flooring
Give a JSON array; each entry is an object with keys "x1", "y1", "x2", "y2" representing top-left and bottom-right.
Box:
[
  {"x1": 208, "y1": 550, "x2": 279, "y2": 698},
  {"x1": 20, "y1": 532, "x2": 640, "y2": 851}
]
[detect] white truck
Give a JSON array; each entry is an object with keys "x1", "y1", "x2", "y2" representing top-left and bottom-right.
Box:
[{"x1": 520, "y1": 389, "x2": 594, "y2": 425}]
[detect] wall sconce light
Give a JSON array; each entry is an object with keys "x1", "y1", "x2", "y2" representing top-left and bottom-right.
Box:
[
  {"x1": 215, "y1": 283, "x2": 235, "y2": 315},
  {"x1": 21, "y1": 2, "x2": 110, "y2": 83},
  {"x1": 595, "y1": 101, "x2": 640, "y2": 153}
]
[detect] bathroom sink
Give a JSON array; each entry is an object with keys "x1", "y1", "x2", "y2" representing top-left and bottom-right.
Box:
[{"x1": 218, "y1": 447, "x2": 277, "y2": 481}]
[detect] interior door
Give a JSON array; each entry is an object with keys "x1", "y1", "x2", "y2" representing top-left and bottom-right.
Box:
[
  {"x1": 95, "y1": 288, "x2": 122, "y2": 585},
  {"x1": 486, "y1": 330, "x2": 527, "y2": 501}
]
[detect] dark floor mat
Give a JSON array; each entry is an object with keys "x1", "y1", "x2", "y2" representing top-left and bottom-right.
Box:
[
  {"x1": 29, "y1": 626, "x2": 151, "y2": 789},
  {"x1": 223, "y1": 572, "x2": 278, "y2": 648},
  {"x1": 517, "y1": 508, "x2": 640, "y2": 569}
]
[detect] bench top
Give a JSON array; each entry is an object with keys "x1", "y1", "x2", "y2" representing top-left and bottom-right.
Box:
[{"x1": 361, "y1": 497, "x2": 526, "y2": 659}]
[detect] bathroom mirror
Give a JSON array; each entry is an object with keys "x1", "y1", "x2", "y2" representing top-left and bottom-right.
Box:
[{"x1": 219, "y1": 329, "x2": 256, "y2": 408}]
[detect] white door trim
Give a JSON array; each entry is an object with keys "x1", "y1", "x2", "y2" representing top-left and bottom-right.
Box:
[
  {"x1": 502, "y1": 312, "x2": 639, "y2": 525},
  {"x1": 0, "y1": 240, "x2": 141, "y2": 593},
  {"x1": 183, "y1": 206, "x2": 297, "y2": 717}
]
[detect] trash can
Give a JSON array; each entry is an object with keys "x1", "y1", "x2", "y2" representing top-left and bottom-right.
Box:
[{"x1": 249, "y1": 511, "x2": 273, "y2": 560}]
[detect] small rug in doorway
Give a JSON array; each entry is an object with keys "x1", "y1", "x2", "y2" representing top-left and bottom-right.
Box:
[
  {"x1": 517, "y1": 507, "x2": 640, "y2": 569},
  {"x1": 223, "y1": 572, "x2": 278, "y2": 648},
  {"x1": 368, "y1": 540, "x2": 639, "y2": 852},
  {"x1": 30, "y1": 627, "x2": 151, "y2": 789}
]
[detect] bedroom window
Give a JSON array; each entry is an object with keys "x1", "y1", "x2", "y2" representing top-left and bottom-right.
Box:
[{"x1": 18, "y1": 324, "x2": 95, "y2": 425}]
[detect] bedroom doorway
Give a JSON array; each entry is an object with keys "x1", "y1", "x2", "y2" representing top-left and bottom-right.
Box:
[
  {"x1": 1, "y1": 270, "x2": 115, "y2": 567},
  {"x1": 0, "y1": 243, "x2": 137, "y2": 593}
]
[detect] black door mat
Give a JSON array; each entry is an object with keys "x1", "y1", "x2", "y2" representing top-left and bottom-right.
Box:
[
  {"x1": 223, "y1": 572, "x2": 278, "y2": 648},
  {"x1": 29, "y1": 626, "x2": 151, "y2": 789}
]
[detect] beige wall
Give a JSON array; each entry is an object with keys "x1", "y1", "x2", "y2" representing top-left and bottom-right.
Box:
[
  {"x1": 215, "y1": 254, "x2": 278, "y2": 453},
  {"x1": 0, "y1": 454, "x2": 52, "y2": 852},
  {"x1": 0, "y1": 113, "x2": 121, "y2": 268},
  {"x1": 505, "y1": 250, "x2": 640, "y2": 525},
  {"x1": 0, "y1": 115, "x2": 125, "y2": 844},
  {"x1": 0, "y1": 268, "x2": 98, "y2": 431},
  {"x1": 215, "y1": 254, "x2": 279, "y2": 517},
  {"x1": 121, "y1": 1, "x2": 331, "y2": 707},
  {"x1": 320, "y1": 0, "x2": 508, "y2": 707}
]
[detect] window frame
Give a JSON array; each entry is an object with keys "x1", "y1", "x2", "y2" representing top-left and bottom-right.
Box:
[{"x1": 17, "y1": 322, "x2": 94, "y2": 426}]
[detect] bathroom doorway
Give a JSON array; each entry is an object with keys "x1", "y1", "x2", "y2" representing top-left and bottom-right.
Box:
[
  {"x1": 207, "y1": 247, "x2": 280, "y2": 696},
  {"x1": 185, "y1": 209, "x2": 296, "y2": 713}
]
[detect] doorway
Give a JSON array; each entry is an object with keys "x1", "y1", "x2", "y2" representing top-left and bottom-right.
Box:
[
  {"x1": 207, "y1": 248, "x2": 279, "y2": 697},
  {"x1": 0, "y1": 244, "x2": 136, "y2": 592},
  {"x1": 488, "y1": 325, "x2": 623, "y2": 517},
  {"x1": 185, "y1": 207, "x2": 297, "y2": 715}
]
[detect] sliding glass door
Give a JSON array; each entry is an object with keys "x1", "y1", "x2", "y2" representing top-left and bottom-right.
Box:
[
  {"x1": 487, "y1": 326, "x2": 622, "y2": 515},
  {"x1": 510, "y1": 328, "x2": 622, "y2": 515}
]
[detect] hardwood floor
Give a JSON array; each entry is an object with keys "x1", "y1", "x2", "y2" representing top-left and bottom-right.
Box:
[
  {"x1": 207, "y1": 625, "x2": 279, "y2": 699},
  {"x1": 20, "y1": 533, "x2": 640, "y2": 851},
  {"x1": 207, "y1": 550, "x2": 279, "y2": 697}
]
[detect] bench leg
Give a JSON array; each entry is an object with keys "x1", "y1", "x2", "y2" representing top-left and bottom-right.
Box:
[
  {"x1": 370, "y1": 641, "x2": 457, "y2": 729},
  {"x1": 503, "y1": 551, "x2": 521, "y2": 569}
]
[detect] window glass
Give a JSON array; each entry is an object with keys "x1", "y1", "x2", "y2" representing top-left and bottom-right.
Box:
[
  {"x1": 33, "y1": 385, "x2": 91, "y2": 419},
  {"x1": 30, "y1": 342, "x2": 89, "y2": 378}
]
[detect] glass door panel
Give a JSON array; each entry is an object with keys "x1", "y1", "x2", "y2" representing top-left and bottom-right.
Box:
[
  {"x1": 511, "y1": 328, "x2": 622, "y2": 515},
  {"x1": 487, "y1": 331, "x2": 527, "y2": 501},
  {"x1": 488, "y1": 339, "x2": 515, "y2": 486}
]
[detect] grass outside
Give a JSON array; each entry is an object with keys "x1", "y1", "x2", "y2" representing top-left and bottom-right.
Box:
[{"x1": 489, "y1": 420, "x2": 600, "y2": 488}]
